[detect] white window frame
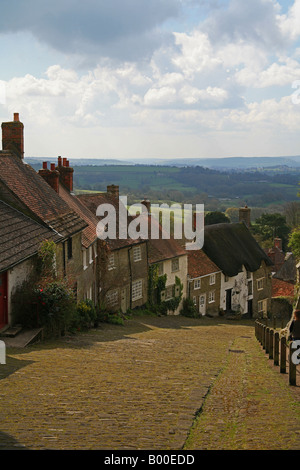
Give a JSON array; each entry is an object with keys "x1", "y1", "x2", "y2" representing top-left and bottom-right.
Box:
[
  {"x1": 83, "y1": 249, "x2": 88, "y2": 270},
  {"x1": 209, "y1": 274, "x2": 216, "y2": 285},
  {"x1": 89, "y1": 245, "x2": 93, "y2": 264},
  {"x1": 158, "y1": 262, "x2": 164, "y2": 276},
  {"x1": 258, "y1": 299, "x2": 268, "y2": 316},
  {"x1": 257, "y1": 278, "x2": 264, "y2": 291},
  {"x1": 165, "y1": 285, "x2": 174, "y2": 300},
  {"x1": 132, "y1": 279, "x2": 143, "y2": 301},
  {"x1": 171, "y1": 258, "x2": 179, "y2": 272},
  {"x1": 106, "y1": 290, "x2": 118, "y2": 306},
  {"x1": 133, "y1": 246, "x2": 142, "y2": 262},
  {"x1": 194, "y1": 278, "x2": 201, "y2": 290},
  {"x1": 208, "y1": 290, "x2": 215, "y2": 303}
]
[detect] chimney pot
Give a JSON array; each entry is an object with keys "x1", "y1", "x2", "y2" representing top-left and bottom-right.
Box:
[
  {"x1": 58, "y1": 156, "x2": 62, "y2": 167},
  {"x1": 50, "y1": 163, "x2": 55, "y2": 171},
  {"x1": 14, "y1": 113, "x2": 19, "y2": 122},
  {"x1": 66, "y1": 160, "x2": 69, "y2": 167},
  {"x1": 42, "y1": 161, "x2": 48, "y2": 169},
  {"x1": 63, "y1": 157, "x2": 67, "y2": 167}
]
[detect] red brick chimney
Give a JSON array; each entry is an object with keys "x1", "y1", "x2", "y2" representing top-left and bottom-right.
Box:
[
  {"x1": 274, "y1": 237, "x2": 282, "y2": 251},
  {"x1": 38, "y1": 161, "x2": 59, "y2": 193},
  {"x1": 56, "y1": 156, "x2": 74, "y2": 192},
  {"x1": 1, "y1": 113, "x2": 24, "y2": 159}
]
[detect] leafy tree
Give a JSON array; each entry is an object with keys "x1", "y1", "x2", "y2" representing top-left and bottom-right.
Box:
[
  {"x1": 288, "y1": 229, "x2": 300, "y2": 260},
  {"x1": 205, "y1": 211, "x2": 230, "y2": 226},
  {"x1": 252, "y1": 213, "x2": 290, "y2": 250}
]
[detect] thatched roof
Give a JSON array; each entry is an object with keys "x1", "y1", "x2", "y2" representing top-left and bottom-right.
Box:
[{"x1": 202, "y1": 222, "x2": 273, "y2": 277}]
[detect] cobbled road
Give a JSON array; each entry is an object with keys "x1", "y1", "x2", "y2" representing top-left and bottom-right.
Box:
[{"x1": 0, "y1": 316, "x2": 299, "y2": 450}]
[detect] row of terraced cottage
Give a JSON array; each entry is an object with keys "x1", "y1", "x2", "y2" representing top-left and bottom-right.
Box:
[{"x1": 0, "y1": 113, "x2": 274, "y2": 332}]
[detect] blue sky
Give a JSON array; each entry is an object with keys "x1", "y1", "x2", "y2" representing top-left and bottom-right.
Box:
[{"x1": 0, "y1": 0, "x2": 300, "y2": 160}]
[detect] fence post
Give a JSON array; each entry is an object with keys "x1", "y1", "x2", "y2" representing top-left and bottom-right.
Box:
[
  {"x1": 273, "y1": 316, "x2": 276, "y2": 330},
  {"x1": 274, "y1": 332, "x2": 279, "y2": 366},
  {"x1": 289, "y1": 342, "x2": 297, "y2": 386},
  {"x1": 263, "y1": 325, "x2": 266, "y2": 349},
  {"x1": 280, "y1": 336, "x2": 286, "y2": 374},
  {"x1": 269, "y1": 329, "x2": 274, "y2": 360},
  {"x1": 266, "y1": 327, "x2": 270, "y2": 355}
]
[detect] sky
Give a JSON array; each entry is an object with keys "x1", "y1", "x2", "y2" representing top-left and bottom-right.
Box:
[{"x1": 0, "y1": 0, "x2": 300, "y2": 160}]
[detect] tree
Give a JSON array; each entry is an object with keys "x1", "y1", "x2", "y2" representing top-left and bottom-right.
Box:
[
  {"x1": 252, "y1": 213, "x2": 290, "y2": 250},
  {"x1": 205, "y1": 211, "x2": 230, "y2": 226},
  {"x1": 225, "y1": 207, "x2": 239, "y2": 223},
  {"x1": 288, "y1": 229, "x2": 300, "y2": 260}
]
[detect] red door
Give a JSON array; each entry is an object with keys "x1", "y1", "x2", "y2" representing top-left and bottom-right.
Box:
[{"x1": 0, "y1": 272, "x2": 8, "y2": 329}]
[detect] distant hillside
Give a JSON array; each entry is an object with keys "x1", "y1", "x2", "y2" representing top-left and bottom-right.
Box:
[
  {"x1": 26, "y1": 155, "x2": 300, "y2": 171},
  {"x1": 129, "y1": 156, "x2": 300, "y2": 169}
]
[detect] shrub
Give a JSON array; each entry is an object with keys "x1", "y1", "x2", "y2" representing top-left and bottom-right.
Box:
[
  {"x1": 180, "y1": 298, "x2": 198, "y2": 318},
  {"x1": 74, "y1": 299, "x2": 97, "y2": 331}
]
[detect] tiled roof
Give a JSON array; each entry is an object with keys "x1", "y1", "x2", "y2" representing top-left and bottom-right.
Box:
[
  {"x1": 77, "y1": 192, "x2": 144, "y2": 250},
  {"x1": 58, "y1": 185, "x2": 98, "y2": 248},
  {"x1": 272, "y1": 278, "x2": 295, "y2": 298},
  {"x1": 187, "y1": 249, "x2": 221, "y2": 279},
  {"x1": 145, "y1": 214, "x2": 187, "y2": 264},
  {"x1": 273, "y1": 253, "x2": 296, "y2": 283},
  {"x1": 0, "y1": 153, "x2": 87, "y2": 238},
  {"x1": 202, "y1": 222, "x2": 273, "y2": 277},
  {"x1": 0, "y1": 200, "x2": 61, "y2": 272}
]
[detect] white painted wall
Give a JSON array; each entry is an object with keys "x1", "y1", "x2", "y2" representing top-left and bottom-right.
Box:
[{"x1": 220, "y1": 266, "x2": 249, "y2": 314}]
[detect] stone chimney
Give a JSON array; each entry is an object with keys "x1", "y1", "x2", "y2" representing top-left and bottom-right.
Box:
[
  {"x1": 107, "y1": 184, "x2": 119, "y2": 199},
  {"x1": 1, "y1": 113, "x2": 24, "y2": 159},
  {"x1": 141, "y1": 199, "x2": 151, "y2": 213},
  {"x1": 56, "y1": 156, "x2": 74, "y2": 192},
  {"x1": 38, "y1": 161, "x2": 60, "y2": 193},
  {"x1": 239, "y1": 205, "x2": 251, "y2": 228}
]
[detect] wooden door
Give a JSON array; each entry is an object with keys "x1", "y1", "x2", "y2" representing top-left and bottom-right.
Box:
[{"x1": 0, "y1": 272, "x2": 8, "y2": 329}]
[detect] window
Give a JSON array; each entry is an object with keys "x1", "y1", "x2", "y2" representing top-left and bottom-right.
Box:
[
  {"x1": 194, "y1": 278, "x2": 201, "y2": 290},
  {"x1": 209, "y1": 274, "x2": 216, "y2": 285},
  {"x1": 132, "y1": 279, "x2": 143, "y2": 301},
  {"x1": 258, "y1": 299, "x2": 268, "y2": 316},
  {"x1": 133, "y1": 246, "x2": 142, "y2": 262},
  {"x1": 83, "y1": 249, "x2": 87, "y2": 270},
  {"x1": 165, "y1": 285, "x2": 174, "y2": 300},
  {"x1": 89, "y1": 246, "x2": 93, "y2": 264},
  {"x1": 106, "y1": 290, "x2": 118, "y2": 306},
  {"x1": 208, "y1": 291, "x2": 215, "y2": 303},
  {"x1": 67, "y1": 238, "x2": 72, "y2": 259},
  {"x1": 108, "y1": 253, "x2": 115, "y2": 270},
  {"x1": 257, "y1": 278, "x2": 264, "y2": 290},
  {"x1": 224, "y1": 275, "x2": 229, "y2": 282},
  {"x1": 172, "y1": 258, "x2": 179, "y2": 272},
  {"x1": 248, "y1": 280, "x2": 253, "y2": 296},
  {"x1": 158, "y1": 262, "x2": 164, "y2": 276}
]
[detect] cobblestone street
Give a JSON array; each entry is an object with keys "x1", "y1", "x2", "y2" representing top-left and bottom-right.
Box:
[{"x1": 0, "y1": 316, "x2": 299, "y2": 450}]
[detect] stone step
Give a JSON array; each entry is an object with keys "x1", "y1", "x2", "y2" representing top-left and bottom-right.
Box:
[{"x1": 0, "y1": 325, "x2": 22, "y2": 338}]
